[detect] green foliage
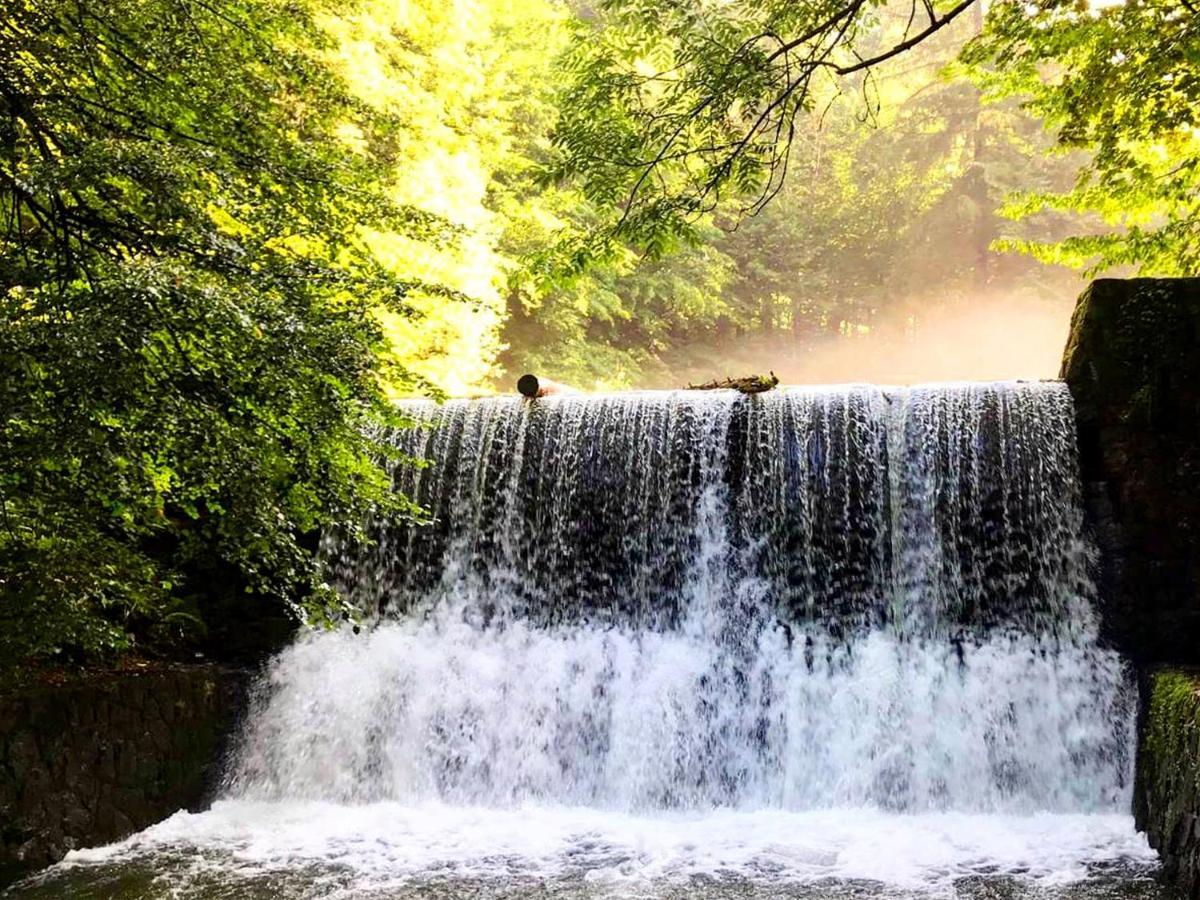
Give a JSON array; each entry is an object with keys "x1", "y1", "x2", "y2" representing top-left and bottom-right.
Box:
[
  {"x1": 517, "y1": 3, "x2": 1082, "y2": 387},
  {"x1": 963, "y1": 0, "x2": 1200, "y2": 275},
  {"x1": 545, "y1": 0, "x2": 981, "y2": 253},
  {"x1": 332, "y1": 0, "x2": 567, "y2": 395},
  {"x1": 476, "y1": 0, "x2": 742, "y2": 390},
  {"x1": 504, "y1": 225, "x2": 736, "y2": 389},
  {"x1": 0, "y1": 0, "x2": 429, "y2": 667}
]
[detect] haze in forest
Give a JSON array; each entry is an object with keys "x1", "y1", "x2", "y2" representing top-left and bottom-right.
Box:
[
  {"x1": 680, "y1": 293, "x2": 1073, "y2": 389},
  {"x1": 486, "y1": 2, "x2": 1094, "y2": 393}
]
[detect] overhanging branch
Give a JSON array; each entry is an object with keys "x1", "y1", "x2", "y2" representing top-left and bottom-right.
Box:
[{"x1": 593, "y1": 0, "x2": 982, "y2": 240}]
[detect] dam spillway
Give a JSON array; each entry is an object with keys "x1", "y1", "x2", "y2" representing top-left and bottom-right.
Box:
[
  {"x1": 28, "y1": 382, "x2": 1155, "y2": 897},
  {"x1": 231, "y1": 383, "x2": 1134, "y2": 815},
  {"x1": 327, "y1": 382, "x2": 1098, "y2": 639}
]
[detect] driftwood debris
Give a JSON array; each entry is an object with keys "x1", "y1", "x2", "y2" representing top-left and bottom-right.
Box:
[
  {"x1": 517, "y1": 373, "x2": 577, "y2": 399},
  {"x1": 686, "y1": 372, "x2": 780, "y2": 394}
]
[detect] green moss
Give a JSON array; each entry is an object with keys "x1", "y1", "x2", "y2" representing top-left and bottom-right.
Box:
[{"x1": 1142, "y1": 670, "x2": 1200, "y2": 835}]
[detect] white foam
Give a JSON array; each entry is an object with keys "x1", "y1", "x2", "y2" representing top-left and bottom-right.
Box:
[
  {"x1": 224, "y1": 622, "x2": 1136, "y2": 814},
  {"x1": 61, "y1": 801, "x2": 1154, "y2": 894}
]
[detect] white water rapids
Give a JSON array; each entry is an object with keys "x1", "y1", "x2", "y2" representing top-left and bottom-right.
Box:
[{"x1": 29, "y1": 383, "x2": 1156, "y2": 898}]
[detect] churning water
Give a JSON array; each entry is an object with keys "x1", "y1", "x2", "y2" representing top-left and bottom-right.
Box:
[{"x1": 10, "y1": 384, "x2": 1162, "y2": 899}]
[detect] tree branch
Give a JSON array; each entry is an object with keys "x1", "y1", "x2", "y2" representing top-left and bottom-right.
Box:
[{"x1": 834, "y1": 0, "x2": 978, "y2": 76}]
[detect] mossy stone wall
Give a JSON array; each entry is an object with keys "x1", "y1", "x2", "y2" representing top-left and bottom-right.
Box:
[{"x1": 1137, "y1": 670, "x2": 1200, "y2": 898}]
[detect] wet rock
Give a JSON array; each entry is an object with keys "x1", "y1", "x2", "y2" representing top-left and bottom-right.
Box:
[{"x1": 1136, "y1": 671, "x2": 1200, "y2": 899}]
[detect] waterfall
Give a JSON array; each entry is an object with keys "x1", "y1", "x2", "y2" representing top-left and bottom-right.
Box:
[
  {"x1": 36, "y1": 382, "x2": 1154, "y2": 897},
  {"x1": 226, "y1": 383, "x2": 1135, "y2": 815}
]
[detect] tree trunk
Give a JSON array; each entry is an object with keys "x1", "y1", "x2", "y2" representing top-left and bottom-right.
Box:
[{"x1": 517, "y1": 374, "x2": 576, "y2": 398}]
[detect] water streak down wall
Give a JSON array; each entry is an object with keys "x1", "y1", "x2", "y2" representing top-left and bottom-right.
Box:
[
  {"x1": 229, "y1": 383, "x2": 1135, "y2": 816},
  {"x1": 335, "y1": 385, "x2": 1089, "y2": 637}
]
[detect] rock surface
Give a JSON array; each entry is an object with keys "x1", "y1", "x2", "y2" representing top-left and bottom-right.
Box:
[
  {"x1": 1137, "y1": 669, "x2": 1200, "y2": 899},
  {"x1": 0, "y1": 665, "x2": 247, "y2": 887},
  {"x1": 1062, "y1": 277, "x2": 1200, "y2": 667}
]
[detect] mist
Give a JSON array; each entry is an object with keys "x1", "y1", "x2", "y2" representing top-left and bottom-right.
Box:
[
  {"x1": 773, "y1": 294, "x2": 1076, "y2": 386},
  {"x1": 658, "y1": 292, "x2": 1081, "y2": 390}
]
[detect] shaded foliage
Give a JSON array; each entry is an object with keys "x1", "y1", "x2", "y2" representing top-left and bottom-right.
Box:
[{"x1": 0, "y1": 0, "x2": 429, "y2": 666}]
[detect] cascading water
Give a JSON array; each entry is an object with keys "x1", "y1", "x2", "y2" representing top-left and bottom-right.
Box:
[
  {"x1": 21, "y1": 382, "x2": 1159, "y2": 900},
  {"x1": 232, "y1": 382, "x2": 1132, "y2": 815}
]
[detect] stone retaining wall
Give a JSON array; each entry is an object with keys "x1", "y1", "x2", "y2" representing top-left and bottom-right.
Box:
[
  {"x1": 1062, "y1": 277, "x2": 1200, "y2": 668},
  {"x1": 0, "y1": 665, "x2": 246, "y2": 886},
  {"x1": 1137, "y1": 670, "x2": 1200, "y2": 899}
]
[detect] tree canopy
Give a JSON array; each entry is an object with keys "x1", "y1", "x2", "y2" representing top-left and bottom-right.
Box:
[
  {"x1": 1, "y1": 0, "x2": 425, "y2": 664},
  {"x1": 549, "y1": 0, "x2": 981, "y2": 252},
  {"x1": 965, "y1": 0, "x2": 1200, "y2": 274}
]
